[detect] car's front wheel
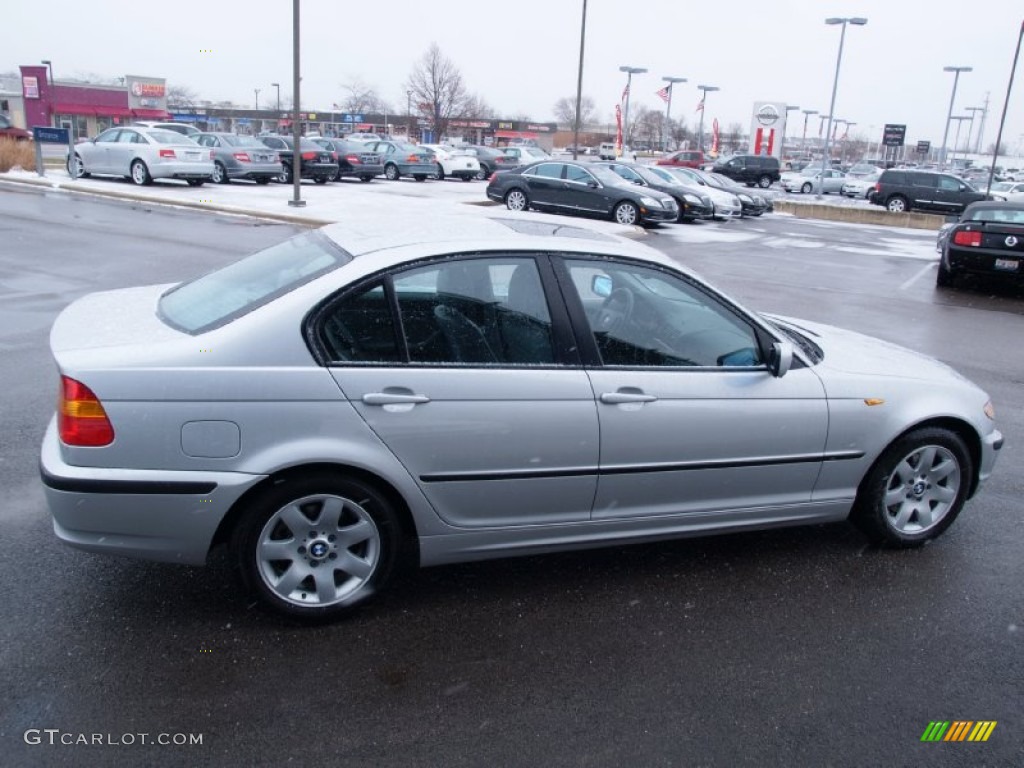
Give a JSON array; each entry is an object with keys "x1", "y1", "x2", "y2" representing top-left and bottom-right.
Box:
[
  {"x1": 801, "y1": 182, "x2": 812, "y2": 194},
  {"x1": 851, "y1": 427, "x2": 972, "y2": 547},
  {"x1": 505, "y1": 188, "x2": 529, "y2": 211},
  {"x1": 757, "y1": 175, "x2": 772, "y2": 188},
  {"x1": 613, "y1": 200, "x2": 640, "y2": 225},
  {"x1": 67, "y1": 153, "x2": 90, "y2": 178},
  {"x1": 233, "y1": 472, "x2": 403, "y2": 622}
]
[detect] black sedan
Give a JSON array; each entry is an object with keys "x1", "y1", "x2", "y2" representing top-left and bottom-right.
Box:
[
  {"x1": 485, "y1": 160, "x2": 679, "y2": 226},
  {"x1": 937, "y1": 201, "x2": 1024, "y2": 287},
  {"x1": 590, "y1": 161, "x2": 714, "y2": 222},
  {"x1": 258, "y1": 135, "x2": 339, "y2": 184},
  {"x1": 313, "y1": 138, "x2": 384, "y2": 182},
  {"x1": 461, "y1": 145, "x2": 520, "y2": 179},
  {"x1": 705, "y1": 172, "x2": 773, "y2": 215}
]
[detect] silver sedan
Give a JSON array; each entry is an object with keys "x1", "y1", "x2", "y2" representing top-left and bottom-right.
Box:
[
  {"x1": 782, "y1": 167, "x2": 847, "y2": 194},
  {"x1": 68, "y1": 126, "x2": 214, "y2": 186},
  {"x1": 41, "y1": 217, "x2": 1002, "y2": 621}
]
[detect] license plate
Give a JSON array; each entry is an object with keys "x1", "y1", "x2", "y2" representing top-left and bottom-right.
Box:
[
  {"x1": 994, "y1": 258, "x2": 1019, "y2": 271},
  {"x1": 185, "y1": 152, "x2": 199, "y2": 159}
]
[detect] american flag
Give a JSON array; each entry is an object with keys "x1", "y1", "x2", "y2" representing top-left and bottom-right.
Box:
[
  {"x1": 655, "y1": 86, "x2": 670, "y2": 103},
  {"x1": 696, "y1": 99, "x2": 704, "y2": 112},
  {"x1": 621, "y1": 83, "x2": 630, "y2": 102}
]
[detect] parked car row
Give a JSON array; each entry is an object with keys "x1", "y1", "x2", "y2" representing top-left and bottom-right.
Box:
[{"x1": 485, "y1": 159, "x2": 772, "y2": 227}]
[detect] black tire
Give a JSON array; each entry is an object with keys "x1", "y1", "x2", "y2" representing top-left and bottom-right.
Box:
[
  {"x1": 130, "y1": 159, "x2": 152, "y2": 186},
  {"x1": 413, "y1": 174, "x2": 427, "y2": 182},
  {"x1": 801, "y1": 182, "x2": 812, "y2": 194},
  {"x1": 886, "y1": 195, "x2": 908, "y2": 213},
  {"x1": 212, "y1": 162, "x2": 229, "y2": 184},
  {"x1": 850, "y1": 427, "x2": 973, "y2": 548},
  {"x1": 436, "y1": 163, "x2": 445, "y2": 181},
  {"x1": 384, "y1": 163, "x2": 400, "y2": 181},
  {"x1": 504, "y1": 188, "x2": 529, "y2": 211},
  {"x1": 757, "y1": 175, "x2": 772, "y2": 189},
  {"x1": 314, "y1": 176, "x2": 329, "y2": 184},
  {"x1": 359, "y1": 175, "x2": 373, "y2": 183},
  {"x1": 255, "y1": 177, "x2": 272, "y2": 185},
  {"x1": 186, "y1": 179, "x2": 205, "y2": 187},
  {"x1": 280, "y1": 163, "x2": 293, "y2": 184},
  {"x1": 232, "y1": 471, "x2": 403, "y2": 622},
  {"x1": 613, "y1": 200, "x2": 640, "y2": 226},
  {"x1": 66, "y1": 154, "x2": 91, "y2": 178},
  {"x1": 461, "y1": 175, "x2": 473, "y2": 182},
  {"x1": 477, "y1": 167, "x2": 491, "y2": 181},
  {"x1": 936, "y1": 261, "x2": 955, "y2": 288}
]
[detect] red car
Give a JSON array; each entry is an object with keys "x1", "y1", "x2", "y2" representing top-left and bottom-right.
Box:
[
  {"x1": 657, "y1": 149, "x2": 704, "y2": 168},
  {"x1": 0, "y1": 114, "x2": 31, "y2": 141}
]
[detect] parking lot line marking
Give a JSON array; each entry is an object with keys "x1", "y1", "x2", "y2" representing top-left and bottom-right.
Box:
[{"x1": 900, "y1": 263, "x2": 936, "y2": 291}]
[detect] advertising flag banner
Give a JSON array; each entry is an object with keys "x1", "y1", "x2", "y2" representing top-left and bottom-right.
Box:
[{"x1": 615, "y1": 103, "x2": 623, "y2": 153}]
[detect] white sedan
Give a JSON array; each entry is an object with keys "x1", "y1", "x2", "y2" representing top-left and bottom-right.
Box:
[
  {"x1": 67, "y1": 126, "x2": 214, "y2": 186},
  {"x1": 988, "y1": 181, "x2": 1024, "y2": 201},
  {"x1": 420, "y1": 144, "x2": 482, "y2": 181},
  {"x1": 841, "y1": 172, "x2": 881, "y2": 199},
  {"x1": 782, "y1": 167, "x2": 847, "y2": 194}
]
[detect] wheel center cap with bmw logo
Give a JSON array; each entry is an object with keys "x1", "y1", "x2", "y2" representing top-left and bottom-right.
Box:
[{"x1": 309, "y1": 540, "x2": 330, "y2": 559}]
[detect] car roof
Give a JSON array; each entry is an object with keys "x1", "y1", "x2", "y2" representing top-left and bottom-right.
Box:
[{"x1": 962, "y1": 200, "x2": 1024, "y2": 212}]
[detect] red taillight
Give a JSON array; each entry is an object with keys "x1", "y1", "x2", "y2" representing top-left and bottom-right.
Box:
[
  {"x1": 159, "y1": 148, "x2": 176, "y2": 158},
  {"x1": 208, "y1": 150, "x2": 214, "y2": 160},
  {"x1": 58, "y1": 376, "x2": 114, "y2": 447},
  {"x1": 953, "y1": 230, "x2": 983, "y2": 247},
  {"x1": 407, "y1": 154, "x2": 421, "y2": 162},
  {"x1": 301, "y1": 151, "x2": 317, "y2": 160},
  {"x1": 345, "y1": 154, "x2": 361, "y2": 164},
  {"x1": 330, "y1": 151, "x2": 339, "y2": 161},
  {"x1": 873, "y1": 182, "x2": 881, "y2": 192},
  {"x1": 233, "y1": 152, "x2": 251, "y2": 162}
]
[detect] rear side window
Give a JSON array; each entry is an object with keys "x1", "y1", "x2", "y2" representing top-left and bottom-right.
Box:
[
  {"x1": 883, "y1": 171, "x2": 906, "y2": 185},
  {"x1": 159, "y1": 231, "x2": 352, "y2": 334}
]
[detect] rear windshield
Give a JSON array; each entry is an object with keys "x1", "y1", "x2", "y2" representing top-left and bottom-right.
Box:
[{"x1": 158, "y1": 231, "x2": 352, "y2": 334}]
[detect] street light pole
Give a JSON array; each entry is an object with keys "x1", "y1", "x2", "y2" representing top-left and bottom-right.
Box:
[
  {"x1": 661, "y1": 76, "x2": 686, "y2": 153},
  {"x1": 254, "y1": 88, "x2": 260, "y2": 111},
  {"x1": 271, "y1": 82, "x2": 281, "y2": 112},
  {"x1": 985, "y1": 19, "x2": 1023, "y2": 195},
  {"x1": 940, "y1": 65, "x2": 972, "y2": 170},
  {"x1": 288, "y1": 0, "x2": 304, "y2": 208},
  {"x1": 696, "y1": 84, "x2": 719, "y2": 152},
  {"x1": 619, "y1": 65, "x2": 647, "y2": 156},
  {"x1": 821, "y1": 17, "x2": 867, "y2": 182},
  {"x1": 949, "y1": 116, "x2": 969, "y2": 169},
  {"x1": 963, "y1": 106, "x2": 984, "y2": 161},
  {"x1": 801, "y1": 109, "x2": 818, "y2": 153},
  {"x1": 572, "y1": 0, "x2": 588, "y2": 161}
]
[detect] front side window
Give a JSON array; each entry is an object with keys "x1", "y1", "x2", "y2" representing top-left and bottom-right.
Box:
[
  {"x1": 565, "y1": 165, "x2": 596, "y2": 184},
  {"x1": 564, "y1": 259, "x2": 763, "y2": 368},
  {"x1": 607, "y1": 164, "x2": 642, "y2": 183}
]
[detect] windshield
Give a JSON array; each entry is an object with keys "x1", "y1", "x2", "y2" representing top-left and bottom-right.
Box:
[
  {"x1": 644, "y1": 166, "x2": 681, "y2": 185},
  {"x1": 159, "y1": 231, "x2": 352, "y2": 334}
]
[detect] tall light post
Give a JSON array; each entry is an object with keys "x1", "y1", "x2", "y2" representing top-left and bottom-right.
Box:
[
  {"x1": 618, "y1": 65, "x2": 647, "y2": 155},
  {"x1": 964, "y1": 105, "x2": 984, "y2": 159},
  {"x1": 696, "y1": 84, "x2": 719, "y2": 152},
  {"x1": 940, "y1": 65, "x2": 972, "y2": 169},
  {"x1": 783, "y1": 105, "x2": 799, "y2": 157},
  {"x1": 661, "y1": 76, "x2": 686, "y2": 152},
  {"x1": 985, "y1": 19, "x2": 1023, "y2": 195},
  {"x1": 271, "y1": 82, "x2": 281, "y2": 112},
  {"x1": 840, "y1": 120, "x2": 856, "y2": 163},
  {"x1": 949, "y1": 115, "x2": 970, "y2": 168},
  {"x1": 288, "y1": 0, "x2": 304, "y2": 208},
  {"x1": 801, "y1": 109, "x2": 818, "y2": 153},
  {"x1": 571, "y1": 0, "x2": 588, "y2": 161},
  {"x1": 254, "y1": 88, "x2": 260, "y2": 111},
  {"x1": 821, "y1": 17, "x2": 867, "y2": 181}
]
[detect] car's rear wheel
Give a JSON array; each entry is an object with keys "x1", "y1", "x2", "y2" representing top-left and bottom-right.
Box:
[
  {"x1": 801, "y1": 182, "x2": 812, "y2": 194},
  {"x1": 936, "y1": 261, "x2": 956, "y2": 287},
  {"x1": 461, "y1": 175, "x2": 473, "y2": 182},
  {"x1": 436, "y1": 163, "x2": 445, "y2": 180},
  {"x1": 130, "y1": 160, "x2": 152, "y2": 186},
  {"x1": 413, "y1": 174, "x2": 427, "y2": 182},
  {"x1": 314, "y1": 176, "x2": 329, "y2": 184},
  {"x1": 613, "y1": 200, "x2": 640, "y2": 225},
  {"x1": 384, "y1": 164, "x2": 400, "y2": 181},
  {"x1": 186, "y1": 179, "x2": 205, "y2": 187},
  {"x1": 279, "y1": 163, "x2": 293, "y2": 184},
  {"x1": 233, "y1": 472, "x2": 402, "y2": 622},
  {"x1": 359, "y1": 175, "x2": 373, "y2": 183},
  {"x1": 851, "y1": 427, "x2": 972, "y2": 548},
  {"x1": 212, "y1": 162, "x2": 228, "y2": 184},
  {"x1": 505, "y1": 188, "x2": 529, "y2": 211},
  {"x1": 757, "y1": 175, "x2": 772, "y2": 188},
  {"x1": 886, "y1": 195, "x2": 908, "y2": 213},
  {"x1": 255, "y1": 177, "x2": 271, "y2": 185},
  {"x1": 476, "y1": 167, "x2": 491, "y2": 181}
]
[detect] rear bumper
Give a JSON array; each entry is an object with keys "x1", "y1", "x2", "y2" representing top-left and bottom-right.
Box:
[
  {"x1": 946, "y1": 246, "x2": 1024, "y2": 279},
  {"x1": 40, "y1": 419, "x2": 264, "y2": 565},
  {"x1": 151, "y1": 161, "x2": 214, "y2": 180},
  {"x1": 229, "y1": 163, "x2": 283, "y2": 180}
]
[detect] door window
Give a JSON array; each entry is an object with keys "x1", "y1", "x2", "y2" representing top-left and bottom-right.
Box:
[
  {"x1": 565, "y1": 165, "x2": 596, "y2": 184},
  {"x1": 564, "y1": 259, "x2": 763, "y2": 368}
]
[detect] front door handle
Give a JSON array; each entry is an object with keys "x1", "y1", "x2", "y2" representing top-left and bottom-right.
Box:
[
  {"x1": 600, "y1": 391, "x2": 658, "y2": 404},
  {"x1": 362, "y1": 392, "x2": 431, "y2": 406}
]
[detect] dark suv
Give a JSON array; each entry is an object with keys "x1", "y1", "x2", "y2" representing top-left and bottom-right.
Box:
[
  {"x1": 869, "y1": 169, "x2": 989, "y2": 214},
  {"x1": 711, "y1": 154, "x2": 780, "y2": 188}
]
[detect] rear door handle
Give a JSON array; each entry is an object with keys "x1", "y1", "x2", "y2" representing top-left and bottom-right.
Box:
[
  {"x1": 600, "y1": 392, "x2": 658, "y2": 404},
  {"x1": 362, "y1": 392, "x2": 431, "y2": 406}
]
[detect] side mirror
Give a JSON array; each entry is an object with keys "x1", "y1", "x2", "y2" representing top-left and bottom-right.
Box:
[
  {"x1": 587, "y1": 179, "x2": 599, "y2": 189},
  {"x1": 768, "y1": 341, "x2": 794, "y2": 378}
]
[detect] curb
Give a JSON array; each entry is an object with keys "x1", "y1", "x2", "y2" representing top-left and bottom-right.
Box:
[
  {"x1": 0, "y1": 175, "x2": 334, "y2": 228},
  {"x1": 772, "y1": 200, "x2": 944, "y2": 230}
]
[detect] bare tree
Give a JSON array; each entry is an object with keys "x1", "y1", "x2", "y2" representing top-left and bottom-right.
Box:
[
  {"x1": 337, "y1": 78, "x2": 390, "y2": 116},
  {"x1": 406, "y1": 44, "x2": 468, "y2": 140},
  {"x1": 167, "y1": 85, "x2": 200, "y2": 108},
  {"x1": 553, "y1": 96, "x2": 595, "y2": 126},
  {"x1": 460, "y1": 94, "x2": 496, "y2": 119}
]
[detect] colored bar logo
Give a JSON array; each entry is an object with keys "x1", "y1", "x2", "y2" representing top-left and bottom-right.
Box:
[{"x1": 921, "y1": 721, "x2": 997, "y2": 742}]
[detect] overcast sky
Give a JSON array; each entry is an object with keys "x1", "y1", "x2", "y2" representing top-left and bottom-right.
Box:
[{"x1": 8, "y1": 0, "x2": 1023, "y2": 152}]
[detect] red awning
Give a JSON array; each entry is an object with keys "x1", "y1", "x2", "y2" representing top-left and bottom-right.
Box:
[
  {"x1": 51, "y1": 103, "x2": 97, "y2": 115},
  {"x1": 495, "y1": 130, "x2": 538, "y2": 139},
  {"x1": 95, "y1": 106, "x2": 132, "y2": 117},
  {"x1": 131, "y1": 108, "x2": 171, "y2": 119}
]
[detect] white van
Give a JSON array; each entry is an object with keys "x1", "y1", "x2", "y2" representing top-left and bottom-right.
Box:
[{"x1": 598, "y1": 142, "x2": 617, "y2": 160}]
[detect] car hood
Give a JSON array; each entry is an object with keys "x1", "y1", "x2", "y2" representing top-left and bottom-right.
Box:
[{"x1": 765, "y1": 314, "x2": 971, "y2": 384}]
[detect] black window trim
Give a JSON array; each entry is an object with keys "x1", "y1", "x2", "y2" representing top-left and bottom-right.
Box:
[{"x1": 303, "y1": 251, "x2": 582, "y2": 369}]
